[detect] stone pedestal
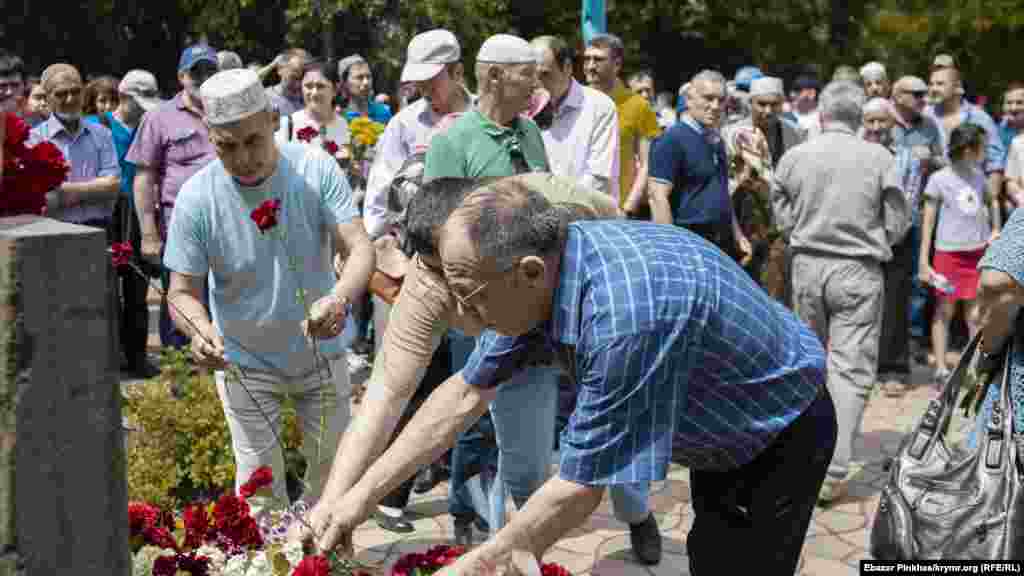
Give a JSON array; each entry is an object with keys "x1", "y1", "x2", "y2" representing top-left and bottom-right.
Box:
[{"x1": 0, "y1": 216, "x2": 128, "y2": 575}]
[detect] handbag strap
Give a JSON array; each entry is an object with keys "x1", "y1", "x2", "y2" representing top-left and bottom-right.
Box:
[{"x1": 906, "y1": 332, "x2": 984, "y2": 459}]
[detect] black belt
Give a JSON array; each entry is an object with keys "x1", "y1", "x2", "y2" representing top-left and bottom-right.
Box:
[{"x1": 76, "y1": 218, "x2": 112, "y2": 228}]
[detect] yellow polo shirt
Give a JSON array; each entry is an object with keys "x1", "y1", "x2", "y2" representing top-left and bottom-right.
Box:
[{"x1": 610, "y1": 81, "x2": 661, "y2": 207}]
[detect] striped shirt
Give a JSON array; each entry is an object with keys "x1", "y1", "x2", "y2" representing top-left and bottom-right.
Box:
[{"x1": 461, "y1": 221, "x2": 826, "y2": 483}]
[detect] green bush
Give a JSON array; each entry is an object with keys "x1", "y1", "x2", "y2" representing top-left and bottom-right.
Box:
[{"x1": 124, "y1": 348, "x2": 304, "y2": 509}]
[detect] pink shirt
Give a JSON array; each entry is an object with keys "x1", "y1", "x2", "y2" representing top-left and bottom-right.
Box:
[{"x1": 125, "y1": 92, "x2": 216, "y2": 207}]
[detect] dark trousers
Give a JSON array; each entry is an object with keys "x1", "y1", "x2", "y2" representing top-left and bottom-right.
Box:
[
  {"x1": 878, "y1": 232, "x2": 914, "y2": 378},
  {"x1": 158, "y1": 204, "x2": 208, "y2": 349},
  {"x1": 111, "y1": 200, "x2": 151, "y2": 366},
  {"x1": 687, "y1": 386, "x2": 837, "y2": 575},
  {"x1": 379, "y1": 336, "x2": 452, "y2": 509},
  {"x1": 685, "y1": 221, "x2": 738, "y2": 261}
]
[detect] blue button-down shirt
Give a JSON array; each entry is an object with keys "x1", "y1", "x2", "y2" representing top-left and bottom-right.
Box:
[
  {"x1": 29, "y1": 115, "x2": 119, "y2": 223},
  {"x1": 461, "y1": 221, "x2": 826, "y2": 481},
  {"x1": 928, "y1": 100, "x2": 1005, "y2": 173}
]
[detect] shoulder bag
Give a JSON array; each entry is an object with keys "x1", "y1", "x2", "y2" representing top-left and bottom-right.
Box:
[{"x1": 870, "y1": 332, "x2": 1024, "y2": 560}]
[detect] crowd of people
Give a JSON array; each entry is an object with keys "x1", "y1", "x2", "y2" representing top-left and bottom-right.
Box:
[{"x1": 1, "y1": 24, "x2": 1021, "y2": 574}]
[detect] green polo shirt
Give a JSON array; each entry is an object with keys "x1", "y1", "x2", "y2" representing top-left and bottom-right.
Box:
[{"x1": 423, "y1": 109, "x2": 549, "y2": 180}]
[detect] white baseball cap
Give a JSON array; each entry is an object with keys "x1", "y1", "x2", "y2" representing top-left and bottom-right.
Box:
[
  {"x1": 118, "y1": 70, "x2": 162, "y2": 112},
  {"x1": 401, "y1": 30, "x2": 461, "y2": 83}
]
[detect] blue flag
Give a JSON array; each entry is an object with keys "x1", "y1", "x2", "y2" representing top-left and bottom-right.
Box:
[{"x1": 582, "y1": 0, "x2": 606, "y2": 44}]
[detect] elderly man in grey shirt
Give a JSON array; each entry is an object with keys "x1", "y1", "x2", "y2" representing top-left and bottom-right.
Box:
[{"x1": 773, "y1": 80, "x2": 910, "y2": 505}]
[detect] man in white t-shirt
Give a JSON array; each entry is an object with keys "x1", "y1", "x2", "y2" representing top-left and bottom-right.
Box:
[{"x1": 163, "y1": 68, "x2": 375, "y2": 508}]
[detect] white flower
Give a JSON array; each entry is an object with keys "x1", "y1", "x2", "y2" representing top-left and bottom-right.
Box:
[
  {"x1": 132, "y1": 545, "x2": 174, "y2": 576},
  {"x1": 196, "y1": 545, "x2": 228, "y2": 574}
]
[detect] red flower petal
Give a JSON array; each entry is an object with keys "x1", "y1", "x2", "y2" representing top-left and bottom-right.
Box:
[{"x1": 296, "y1": 126, "x2": 318, "y2": 143}]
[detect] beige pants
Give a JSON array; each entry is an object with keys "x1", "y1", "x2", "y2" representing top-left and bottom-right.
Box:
[
  {"x1": 215, "y1": 358, "x2": 351, "y2": 511},
  {"x1": 790, "y1": 253, "x2": 884, "y2": 481}
]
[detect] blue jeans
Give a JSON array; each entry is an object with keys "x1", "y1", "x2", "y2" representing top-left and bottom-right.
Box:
[
  {"x1": 448, "y1": 331, "x2": 498, "y2": 523},
  {"x1": 488, "y1": 365, "x2": 559, "y2": 530}
]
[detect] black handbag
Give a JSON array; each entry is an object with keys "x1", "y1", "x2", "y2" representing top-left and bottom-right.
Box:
[{"x1": 869, "y1": 332, "x2": 1024, "y2": 560}]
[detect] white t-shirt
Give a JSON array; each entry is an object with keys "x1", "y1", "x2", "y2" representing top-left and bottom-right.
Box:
[
  {"x1": 924, "y1": 165, "x2": 992, "y2": 252},
  {"x1": 276, "y1": 109, "x2": 351, "y2": 159}
]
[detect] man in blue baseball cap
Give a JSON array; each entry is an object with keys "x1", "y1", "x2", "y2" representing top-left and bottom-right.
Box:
[{"x1": 125, "y1": 42, "x2": 219, "y2": 350}]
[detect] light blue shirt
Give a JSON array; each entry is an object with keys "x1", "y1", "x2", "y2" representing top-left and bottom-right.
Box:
[
  {"x1": 29, "y1": 115, "x2": 119, "y2": 223},
  {"x1": 163, "y1": 142, "x2": 359, "y2": 377}
]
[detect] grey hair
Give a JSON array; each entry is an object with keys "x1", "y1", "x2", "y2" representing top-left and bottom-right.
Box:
[
  {"x1": 457, "y1": 180, "x2": 564, "y2": 272},
  {"x1": 217, "y1": 51, "x2": 243, "y2": 71},
  {"x1": 404, "y1": 177, "x2": 500, "y2": 257},
  {"x1": 688, "y1": 69, "x2": 727, "y2": 96},
  {"x1": 819, "y1": 80, "x2": 866, "y2": 129}
]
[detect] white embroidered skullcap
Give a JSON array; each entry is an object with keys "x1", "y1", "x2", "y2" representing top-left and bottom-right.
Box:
[
  {"x1": 477, "y1": 34, "x2": 539, "y2": 64},
  {"x1": 860, "y1": 61, "x2": 887, "y2": 81},
  {"x1": 750, "y1": 76, "x2": 784, "y2": 97},
  {"x1": 200, "y1": 69, "x2": 269, "y2": 125}
]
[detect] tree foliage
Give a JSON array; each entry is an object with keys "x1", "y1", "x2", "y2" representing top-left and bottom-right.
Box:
[{"x1": 4, "y1": 0, "x2": 1024, "y2": 107}]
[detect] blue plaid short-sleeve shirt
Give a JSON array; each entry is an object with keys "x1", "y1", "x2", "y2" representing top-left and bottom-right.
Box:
[{"x1": 461, "y1": 221, "x2": 826, "y2": 484}]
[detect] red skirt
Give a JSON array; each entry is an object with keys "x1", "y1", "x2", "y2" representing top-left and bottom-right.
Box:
[{"x1": 932, "y1": 248, "x2": 985, "y2": 301}]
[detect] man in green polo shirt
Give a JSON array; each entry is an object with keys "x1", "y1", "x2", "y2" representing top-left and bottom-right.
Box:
[
  {"x1": 424, "y1": 34, "x2": 549, "y2": 179},
  {"x1": 422, "y1": 33, "x2": 554, "y2": 546}
]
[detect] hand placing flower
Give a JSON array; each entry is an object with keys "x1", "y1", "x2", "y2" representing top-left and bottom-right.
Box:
[
  {"x1": 251, "y1": 198, "x2": 282, "y2": 234},
  {"x1": 302, "y1": 293, "x2": 349, "y2": 340}
]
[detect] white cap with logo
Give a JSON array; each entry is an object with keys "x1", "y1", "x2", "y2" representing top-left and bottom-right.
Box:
[
  {"x1": 200, "y1": 69, "x2": 268, "y2": 125},
  {"x1": 401, "y1": 29, "x2": 461, "y2": 83},
  {"x1": 118, "y1": 70, "x2": 162, "y2": 111}
]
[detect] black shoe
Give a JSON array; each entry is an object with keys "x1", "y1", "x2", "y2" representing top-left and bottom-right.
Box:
[
  {"x1": 374, "y1": 509, "x2": 415, "y2": 534},
  {"x1": 453, "y1": 516, "x2": 474, "y2": 547},
  {"x1": 127, "y1": 358, "x2": 161, "y2": 380},
  {"x1": 413, "y1": 464, "x2": 448, "y2": 494},
  {"x1": 628, "y1": 513, "x2": 662, "y2": 565}
]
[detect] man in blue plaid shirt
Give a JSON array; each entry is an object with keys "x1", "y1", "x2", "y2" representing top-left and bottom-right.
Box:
[{"x1": 308, "y1": 179, "x2": 836, "y2": 575}]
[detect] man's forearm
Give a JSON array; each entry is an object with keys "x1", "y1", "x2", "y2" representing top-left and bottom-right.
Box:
[
  {"x1": 133, "y1": 170, "x2": 160, "y2": 237},
  {"x1": 648, "y1": 190, "x2": 673, "y2": 225},
  {"x1": 332, "y1": 234, "x2": 375, "y2": 304},
  {"x1": 486, "y1": 476, "x2": 604, "y2": 560},
  {"x1": 351, "y1": 371, "x2": 493, "y2": 507},
  {"x1": 989, "y1": 172, "x2": 1004, "y2": 230},
  {"x1": 320, "y1": 380, "x2": 409, "y2": 502},
  {"x1": 167, "y1": 290, "x2": 213, "y2": 340},
  {"x1": 62, "y1": 177, "x2": 120, "y2": 204}
]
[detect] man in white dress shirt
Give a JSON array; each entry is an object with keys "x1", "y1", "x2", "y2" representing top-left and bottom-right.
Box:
[{"x1": 530, "y1": 35, "x2": 619, "y2": 196}]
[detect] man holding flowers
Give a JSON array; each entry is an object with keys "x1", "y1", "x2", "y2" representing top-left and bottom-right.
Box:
[{"x1": 162, "y1": 68, "x2": 375, "y2": 510}]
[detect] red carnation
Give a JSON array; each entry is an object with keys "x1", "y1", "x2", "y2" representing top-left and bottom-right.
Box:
[
  {"x1": 239, "y1": 465, "x2": 274, "y2": 499},
  {"x1": 144, "y1": 525, "x2": 179, "y2": 551},
  {"x1": 296, "y1": 126, "x2": 318, "y2": 143},
  {"x1": 323, "y1": 140, "x2": 339, "y2": 156},
  {"x1": 152, "y1": 555, "x2": 179, "y2": 576},
  {"x1": 250, "y1": 198, "x2": 281, "y2": 233},
  {"x1": 128, "y1": 502, "x2": 160, "y2": 537},
  {"x1": 541, "y1": 563, "x2": 572, "y2": 576},
  {"x1": 108, "y1": 242, "x2": 133, "y2": 269},
  {"x1": 183, "y1": 504, "x2": 211, "y2": 550},
  {"x1": 292, "y1": 554, "x2": 331, "y2": 576},
  {"x1": 5, "y1": 113, "x2": 28, "y2": 152}
]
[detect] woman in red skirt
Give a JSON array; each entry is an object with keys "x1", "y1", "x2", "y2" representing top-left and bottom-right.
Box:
[{"x1": 918, "y1": 123, "x2": 1000, "y2": 384}]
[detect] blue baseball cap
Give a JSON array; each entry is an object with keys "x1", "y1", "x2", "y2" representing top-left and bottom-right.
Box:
[
  {"x1": 178, "y1": 44, "x2": 218, "y2": 73},
  {"x1": 734, "y1": 66, "x2": 763, "y2": 92}
]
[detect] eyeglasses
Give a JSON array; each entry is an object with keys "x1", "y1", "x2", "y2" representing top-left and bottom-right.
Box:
[{"x1": 450, "y1": 259, "x2": 521, "y2": 317}]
